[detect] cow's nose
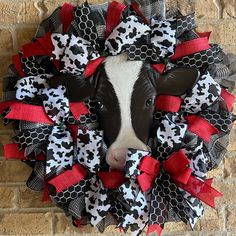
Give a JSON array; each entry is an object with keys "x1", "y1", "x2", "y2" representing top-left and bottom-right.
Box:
[{"x1": 106, "y1": 148, "x2": 127, "y2": 170}]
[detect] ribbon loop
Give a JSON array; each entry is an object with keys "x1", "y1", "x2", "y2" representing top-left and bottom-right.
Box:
[
  {"x1": 15, "y1": 74, "x2": 51, "y2": 100},
  {"x1": 77, "y1": 128, "x2": 105, "y2": 173},
  {"x1": 137, "y1": 155, "x2": 160, "y2": 192},
  {"x1": 163, "y1": 150, "x2": 192, "y2": 185},
  {"x1": 42, "y1": 86, "x2": 70, "y2": 124}
]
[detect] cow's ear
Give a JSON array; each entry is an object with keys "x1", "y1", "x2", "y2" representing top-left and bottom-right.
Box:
[
  {"x1": 49, "y1": 73, "x2": 99, "y2": 102},
  {"x1": 156, "y1": 67, "x2": 200, "y2": 96}
]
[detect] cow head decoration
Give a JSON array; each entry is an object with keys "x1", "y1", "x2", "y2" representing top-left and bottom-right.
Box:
[{"x1": 50, "y1": 53, "x2": 199, "y2": 170}]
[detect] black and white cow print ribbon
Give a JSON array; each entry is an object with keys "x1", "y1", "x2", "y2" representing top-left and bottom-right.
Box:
[
  {"x1": 41, "y1": 86, "x2": 74, "y2": 176},
  {"x1": 104, "y1": 15, "x2": 176, "y2": 62},
  {"x1": 51, "y1": 33, "x2": 100, "y2": 75},
  {"x1": 181, "y1": 71, "x2": 222, "y2": 113},
  {"x1": 77, "y1": 128, "x2": 105, "y2": 173}
]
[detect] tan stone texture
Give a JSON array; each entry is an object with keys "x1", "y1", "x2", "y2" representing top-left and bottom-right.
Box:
[{"x1": 0, "y1": 0, "x2": 236, "y2": 236}]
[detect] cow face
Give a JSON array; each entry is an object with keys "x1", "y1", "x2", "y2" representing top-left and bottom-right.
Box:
[
  {"x1": 50, "y1": 53, "x2": 199, "y2": 170},
  {"x1": 94, "y1": 54, "x2": 157, "y2": 169}
]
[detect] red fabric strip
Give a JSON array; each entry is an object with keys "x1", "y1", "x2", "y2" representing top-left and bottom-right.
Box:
[
  {"x1": 22, "y1": 41, "x2": 44, "y2": 58},
  {"x1": 105, "y1": 1, "x2": 126, "y2": 38},
  {"x1": 171, "y1": 37, "x2": 211, "y2": 61},
  {"x1": 221, "y1": 89, "x2": 235, "y2": 111},
  {"x1": 0, "y1": 100, "x2": 16, "y2": 113},
  {"x1": 4, "y1": 143, "x2": 45, "y2": 161},
  {"x1": 84, "y1": 57, "x2": 105, "y2": 79},
  {"x1": 42, "y1": 178, "x2": 51, "y2": 202},
  {"x1": 155, "y1": 95, "x2": 182, "y2": 112},
  {"x1": 61, "y1": 3, "x2": 74, "y2": 33},
  {"x1": 37, "y1": 32, "x2": 54, "y2": 57},
  {"x1": 48, "y1": 164, "x2": 87, "y2": 193},
  {"x1": 197, "y1": 31, "x2": 211, "y2": 39},
  {"x1": 68, "y1": 124, "x2": 78, "y2": 142},
  {"x1": 163, "y1": 150, "x2": 192, "y2": 185},
  {"x1": 34, "y1": 153, "x2": 46, "y2": 161},
  {"x1": 73, "y1": 218, "x2": 82, "y2": 228},
  {"x1": 137, "y1": 156, "x2": 160, "y2": 192},
  {"x1": 98, "y1": 171, "x2": 126, "y2": 189},
  {"x1": 185, "y1": 115, "x2": 219, "y2": 142},
  {"x1": 4, "y1": 143, "x2": 25, "y2": 160},
  {"x1": 12, "y1": 54, "x2": 25, "y2": 77},
  {"x1": 137, "y1": 172, "x2": 156, "y2": 192},
  {"x1": 147, "y1": 224, "x2": 163, "y2": 236},
  {"x1": 151, "y1": 64, "x2": 166, "y2": 74},
  {"x1": 139, "y1": 156, "x2": 160, "y2": 176},
  {"x1": 22, "y1": 33, "x2": 53, "y2": 58},
  {"x1": 5, "y1": 102, "x2": 54, "y2": 124},
  {"x1": 70, "y1": 102, "x2": 89, "y2": 120},
  {"x1": 177, "y1": 176, "x2": 222, "y2": 208}
]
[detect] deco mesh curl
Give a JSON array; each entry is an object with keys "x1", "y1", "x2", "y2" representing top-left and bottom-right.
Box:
[{"x1": 1, "y1": 1, "x2": 236, "y2": 236}]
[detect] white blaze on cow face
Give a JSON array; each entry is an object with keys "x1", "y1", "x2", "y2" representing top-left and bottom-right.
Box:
[{"x1": 104, "y1": 53, "x2": 149, "y2": 170}]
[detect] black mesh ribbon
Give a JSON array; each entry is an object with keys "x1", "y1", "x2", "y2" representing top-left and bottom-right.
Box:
[
  {"x1": 74, "y1": 2, "x2": 100, "y2": 49},
  {"x1": 176, "y1": 13, "x2": 196, "y2": 37},
  {"x1": 175, "y1": 44, "x2": 222, "y2": 68}
]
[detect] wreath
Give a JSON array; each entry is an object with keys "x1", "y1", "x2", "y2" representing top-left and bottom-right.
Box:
[{"x1": 1, "y1": 1, "x2": 236, "y2": 235}]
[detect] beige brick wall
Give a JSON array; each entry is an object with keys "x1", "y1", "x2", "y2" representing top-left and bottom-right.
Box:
[{"x1": 0, "y1": 0, "x2": 235, "y2": 235}]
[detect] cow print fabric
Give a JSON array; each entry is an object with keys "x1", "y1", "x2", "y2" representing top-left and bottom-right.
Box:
[
  {"x1": 15, "y1": 74, "x2": 51, "y2": 100},
  {"x1": 51, "y1": 33, "x2": 99, "y2": 75},
  {"x1": 182, "y1": 71, "x2": 222, "y2": 113},
  {"x1": 1, "y1": 1, "x2": 236, "y2": 236},
  {"x1": 77, "y1": 129, "x2": 104, "y2": 173},
  {"x1": 105, "y1": 15, "x2": 151, "y2": 56},
  {"x1": 150, "y1": 17, "x2": 176, "y2": 58}
]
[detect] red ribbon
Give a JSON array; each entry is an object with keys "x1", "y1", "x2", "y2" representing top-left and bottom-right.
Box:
[
  {"x1": 185, "y1": 115, "x2": 219, "y2": 142},
  {"x1": 21, "y1": 32, "x2": 53, "y2": 58},
  {"x1": 137, "y1": 156, "x2": 160, "y2": 192},
  {"x1": 137, "y1": 150, "x2": 222, "y2": 208},
  {"x1": 163, "y1": 150, "x2": 192, "y2": 184},
  {"x1": 151, "y1": 64, "x2": 166, "y2": 74},
  {"x1": 61, "y1": 3, "x2": 74, "y2": 33},
  {"x1": 5, "y1": 102, "x2": 89, "y2": 125},
  {"x1": 4, "y1": 143, "x2": 25, "y2": 160},
  {"x1": 84, "y1": 57, "x2": 105, "y2": 79},
  {"x1": 4, "y1": 143, "x2": 45, "y2": 161},
  {"x1": 5, "y1": 102, "x2": 54, "y2": 124},
  {"x1": 136, "y1": 152, "x2": 190, "y2": 192},
  {"x1": 221, "y1": 88, "x2": 235, "y2": 111},
  {"x1": 105, "y1": 1, "x2": 126, "y2": 38},
  {"x1": 197, "y1": 31, "x2": 212, "y2": 39},
  {"x1": 147, "y1": 224, "x2": 163, "y2": 236},
  {"x1": 177, "y1": 177, "x2": 222, "y2": 208},
  {"x1": 70, "y1": 102, "x2": 89, "y2": 120},
  {"x1": 171, "y1": 37, "x2": 211, "y2": 61},
  {"x1": 42, "y1": 177, "x2": 51, "y2": 202},
  {"x1": 155, "y1": 95, "x2": 182, "y2": 113},
  {"x1": 98, "y1": 171, "x2": 126, "y2": 189},
  {"x1": 48, "y1": 164, "x2": 87, "y2": 193}
]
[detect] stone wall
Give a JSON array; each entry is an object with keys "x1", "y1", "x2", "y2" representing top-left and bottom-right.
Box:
[{"x1": 0, "y1": 0, "x2": 235, "y2": 235}]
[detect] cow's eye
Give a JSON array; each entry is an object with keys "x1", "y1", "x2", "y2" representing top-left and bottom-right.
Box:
[
  {"x1": 146, "y1": 97, "x2": 155, "y2": 107},
  {"x1": 96, "y1": 101, "x2": 104, "y2": 110}
]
